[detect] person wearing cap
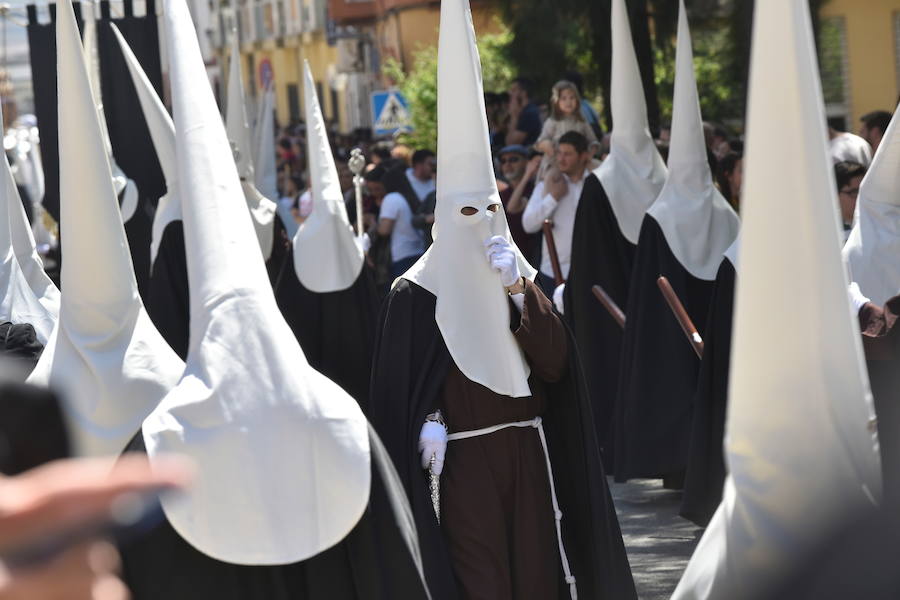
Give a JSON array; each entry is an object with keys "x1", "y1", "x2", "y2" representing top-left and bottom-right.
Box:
[
  {"x1": 496, "y1": 144, "x2": 538, "y2": 264},
  {"x1": 369, "y1": 1, "x2": 635, "y2": 599}
]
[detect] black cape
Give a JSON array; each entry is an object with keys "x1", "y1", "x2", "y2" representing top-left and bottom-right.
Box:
[
  {"x1": 368, "y1": 279, "x2": 636, "y2": 600},
  {"x1": 563, "y1": 174, "x2": 636, "y2": 471},
  {"x1": 146, "y1": 216, "x2": 290, "y2": 360},
  {"x1": 120, "y1": 426, "x2": 429, "y2": 600},
  {"x1": 273, "y1": 246, "x2": 378, "y2": 408},
  {"x1": 0, "y1": 382, "x2": 70, "y2": 475},
  {"x1": 679, "y1": 256, "x2": 736, "y2": 526},
  {"x1": 614, "y1": 215, "x2": 715, "y2": 481}
]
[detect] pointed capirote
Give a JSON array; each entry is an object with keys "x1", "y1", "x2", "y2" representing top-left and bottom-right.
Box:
[
  {"x1": 402, "y1": 0, "x2": 537, "y2": 398},
  {"x1": 843, "y1": 102, "x2": 900, "y2": 305},
  {"x1": 292, "y1": 61, "x2": 363, "y2": 293},
  {"x1": 594, "y1": 0, "x2": 668, "y2": 244},
  {"x1": 0, "y1": 104, "x2": 60, "y2": 325},
  {"x1": 672, "y1": 1, "x2": 880, "y2": 597},
  {"x1": 82, "y1": 10, "x2": 139, "y2": 222},
  {"x1": 111, "y1": 23, "x2": 181, "y2": 266},
  {"x1": 645, "y1": 0, "x2": 739, "y2": 280},
  {"x1": 26, "y1": 0, "x2": 184, "y2": 458},
  {"x1": 254, "y1": 83, "x2": 278, "y2": 201},
  {"x1": 141, "y1": 0, "x2": 370, "y2": 565},
  {"x1": 225, "y1": 37, "x2": 277, "y2": 260},
  {"x1": 0, "y1": 121, "x2": 57, "y2": 343}
]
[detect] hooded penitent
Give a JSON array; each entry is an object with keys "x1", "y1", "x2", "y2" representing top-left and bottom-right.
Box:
[
  {"x1": 254, "y1": 83, "x2": 278, "y2": 202},
  {"x1": 843, "y1": 103, "x2": 900, "y2": 306},
  {"x1": 594, "y1": 0, "x2": 668, "y2": 244},
  {"x1": 225, "y1": 39, "x2": 277, "y2": 261},
  {"x1": 291, "y1": 61, "x2": 364, "y2": 293},
  {"x1": 402, "y1": 0, "x2": 536, "y2": 398},
  {"x1": 645, "y1": 0, "x2": 739, "y2": 281},
  {"x1": 672, "y1": 1, "x2": 881, "y2": 597},
  {"x1": 27, "y1": 0, "x2": 184, "y2": 458},
  {"x1": 111, "y1": 23, "x2": 179, "y2": 268},
  {"x1": 81, "y1": 9, "x2": 139, "y2": 223},
  {"x1": 0, "y1": 106, "x2": 58, "y2": 345},
  {"x1": 140, "y1": 0, "x2": 373, "y2": 564}
]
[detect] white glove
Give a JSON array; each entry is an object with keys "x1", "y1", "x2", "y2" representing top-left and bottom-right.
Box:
[
  {"x1": 553, "y1": 283, "x2": 566, "y2": 314},
  {"x1": 419, "y1": 421, "x2": 448, "y2": 475},
  {"x1": 484, "y1": 235, "x2": 521, "y2": 288},
  {"x1": 354, "y1": 232, "x2": 371, "y2": 254},
  {"x1": 848, "y1": 282, "x2": 871, "y2": 314}
]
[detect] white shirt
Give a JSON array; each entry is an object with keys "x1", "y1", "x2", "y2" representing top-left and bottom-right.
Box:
[
  {"x1": 380, "y1": 191, "x2": 425, "y2": 262},
  {"x1": 522, "y1": 170, "x2": 588, "y2": 279},
  {"x1": 406, "y1": 168, "x2": 436, "y2": 202},
  {"x1": 829, "y1": 132, "x2": 872, "y2": 166}
]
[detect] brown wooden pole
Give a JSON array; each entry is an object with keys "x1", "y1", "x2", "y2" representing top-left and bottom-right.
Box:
[
  {"x1": 542, "y1": 220, "x2": 565, "y2": 286},
  {"x1": 656, "y1": 276, "x2": 704, "y2": 359},
  {"x1": 591, "y1": 284, "x2": 626, "y2": 329}
]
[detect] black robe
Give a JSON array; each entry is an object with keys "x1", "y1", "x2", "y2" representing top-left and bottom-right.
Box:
[
  {"x1": 614, "y1": 216, "x2": 715, "y2": 482},
  {"x1": 368, "y1": 279, "x2": 636, "y2": 600},
  {"x1": 0, "y1": 383, "x2": 70, "y2": 475},
  {"x1": 146, "y1": 216, "x2": 290, "y2": 360},
  {"x1": 120, "y1": 427, "x2": 429, "y2": 600},
  {"x1": 679, "y1": 257, "x2": 736, "y2": 527},
  {"x1": 273, "y1": 246, "x2": 378, "y2": 408},
  {"x1": 562, "y1": 175, "x2": 636, "y2": 471}
]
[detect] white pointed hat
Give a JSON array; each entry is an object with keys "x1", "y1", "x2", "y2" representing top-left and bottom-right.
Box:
[
  {"x1": 26, "y1": 0, "x2": 184, "y2": 458},
  {"x1": 81, "y1": 11, "x2": 140, "y2": 223},
  {"x1": 141, "y1": 0, "x2": 370, "y2": 565},
  {"x1": 0, "y1": 105, "x2": 60, "y2": 326},
  {"x1": 292, "y1": 61, "x2": 364, "y2": 293},
  {"x1": 672, "y1": 1, "x2": 880, "y2": 597},
  {"x1": 0, "y1": 122, "x2": 58, "y2": 343},
  {"x1": 595, "y1": 0, "x2": 668, "y2": 244},
  {"x1": 402, "y1": 0, "x2": 537, "y2": 398},
  {"x1": 646, "y1": 1, "x2": 739, "y2": 280},
  {"x1": 843, "y1": 102, "x2": 900, "y2": 306},
  {"x1": 254, "y1": 83, "x2": 278, "y2": 202},
  {"x1": 225, "y1": 39, "x2": 277, "y2": 260},
  {"x1": 111, "y1": 24, "x2": 181, "y2": 267}
]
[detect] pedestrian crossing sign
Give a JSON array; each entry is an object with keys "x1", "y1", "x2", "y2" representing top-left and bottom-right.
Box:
[{"x1": 371, "y1": 90, "x2": 412, "y2": 136}]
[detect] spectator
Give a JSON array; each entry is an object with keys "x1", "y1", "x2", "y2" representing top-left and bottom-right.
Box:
[
  {"x1": 534, "y1": 80, "x2": 598, "y2": 180},
  {"x1": 406, "y1": 149, "x2": 436, "y2": 202},
  {"x1": 378, "y1": 167, "x2": 427, "y2": 280},
  {"x1": 391, "y1": 143, "x2": 413, "y2": 166},
  {"x1": 522, "y1": 131, "x2": 593, "y2": 295},
  {"x1": 859, "y1": 110, "x2": 893, "y2": 154},
  {"x1": 716, "y1": 151, "x2": 743, "y2": 212},
  {"x1": 505, "y1": 76, "x2": 543, "y2": 147},
  {"x1": 829, "y1": 118, "x2": 872, "y2": 166},
  {"x1": 563, "y1": 70, "x2": 604, "y2": 140},
  {"x1": 497, "y1": 145, "x2": 540, "y2": 264},
  {"x1": 370, "y1": 144, "x2": 392, "y2": 165},
  {"x1": 835, "y1": 161, "x2": 867, "y2": 240},
  {"x1": 703, "y1": 122, "x2": 732, "y2": 160}
]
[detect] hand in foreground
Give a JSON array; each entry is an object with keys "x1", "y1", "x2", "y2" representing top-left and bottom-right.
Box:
[
  {"x1": 484, "y1": 236, "x2": 521, "y2": 289},
  {"x1": 419, "y1": 421, "x2": 448, "y2": 476},
  {"x1": 553, "y1": 283, "x2": 566, "y2": 314}
]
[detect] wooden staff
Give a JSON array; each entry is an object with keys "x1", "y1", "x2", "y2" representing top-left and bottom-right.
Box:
[
  {"x1": 656, "y1": 276, "x2": 704, "y2": 359},
  {"x1": 591, "y1": 284, "x2": 626, "y2": 329},
  {"x1": 542, "y1": 220, "x2": 565, "y2": 286}
]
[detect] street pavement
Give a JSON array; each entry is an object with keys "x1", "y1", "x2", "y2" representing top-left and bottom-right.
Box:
[{"x1": 610, "y1": 479, "x2": 703, "y2": 600}]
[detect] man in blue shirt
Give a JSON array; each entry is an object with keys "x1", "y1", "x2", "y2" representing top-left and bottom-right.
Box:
[{"x1": 505, "y1": 77, "x2": 543, "y2": 147}]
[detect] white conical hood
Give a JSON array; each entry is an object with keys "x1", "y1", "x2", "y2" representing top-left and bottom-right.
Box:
[
  {"x1": 646, "y1": 1, "x2": 739, "y2": 280},
  {"x1": 672, "y1": 1, "x2": 880, "y2": 597},
  {"x1": 142, "y1": 0, "x2": 370, "y2": 565},
  {"x1": 254, "y1": 83, "x2": 278, "y2": 201},
  {"x1": 0, "y1": 122, "x2": 57, "y2": 343},
  {"x1": 111, "y1": 24, "x2": 181, "y2": 266},
  {"x1": 292, "y1": 61, "x2": 364, "y2": 293},
  {"x1": 403, "y1": 0, "x2": 537, "y2": 398},
  {"x1": 27, "y1": 0, "x2": 184, "y2": 458},
  {"x1": 225, "y1": 39, "x2": 277, "y2": 260},
  {"x1": 0, "y1": 107, "x2": 60, "y2": 326},
  {"x1": 595, "y1": 0, "x2": 668, "y2": 244},
  {"x1": 82, "y1": 11, "x2": 139, "y2": 223},
  {"x1": 843, "y1": 102, "x2": 900, "y2": 305}
]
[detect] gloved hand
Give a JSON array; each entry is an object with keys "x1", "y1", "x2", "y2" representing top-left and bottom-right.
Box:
[
  {"x1": 419, "y1": 421, "x2": 448, "y2": 475},
  {"x1": 553, "y1": 283, "x2": 566, "y2": 314},
  {"x1": 848, "y1": 282, "x2": 871, "y2": 314},
  {"x1": 484, "y1": 236, "x2": 521, "y2": 288},
  {"x1": 354, "y1": 232, "x2": 371, "y2": 254}
]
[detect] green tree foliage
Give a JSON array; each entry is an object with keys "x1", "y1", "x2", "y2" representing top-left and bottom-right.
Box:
[{"x1": 382, "y1": 27, "x2": 516, "y2": 151}]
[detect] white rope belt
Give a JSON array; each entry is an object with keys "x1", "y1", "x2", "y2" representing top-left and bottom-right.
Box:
[{"x1": 447, "y1": 416, "x2": 577, "y2": 600}]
